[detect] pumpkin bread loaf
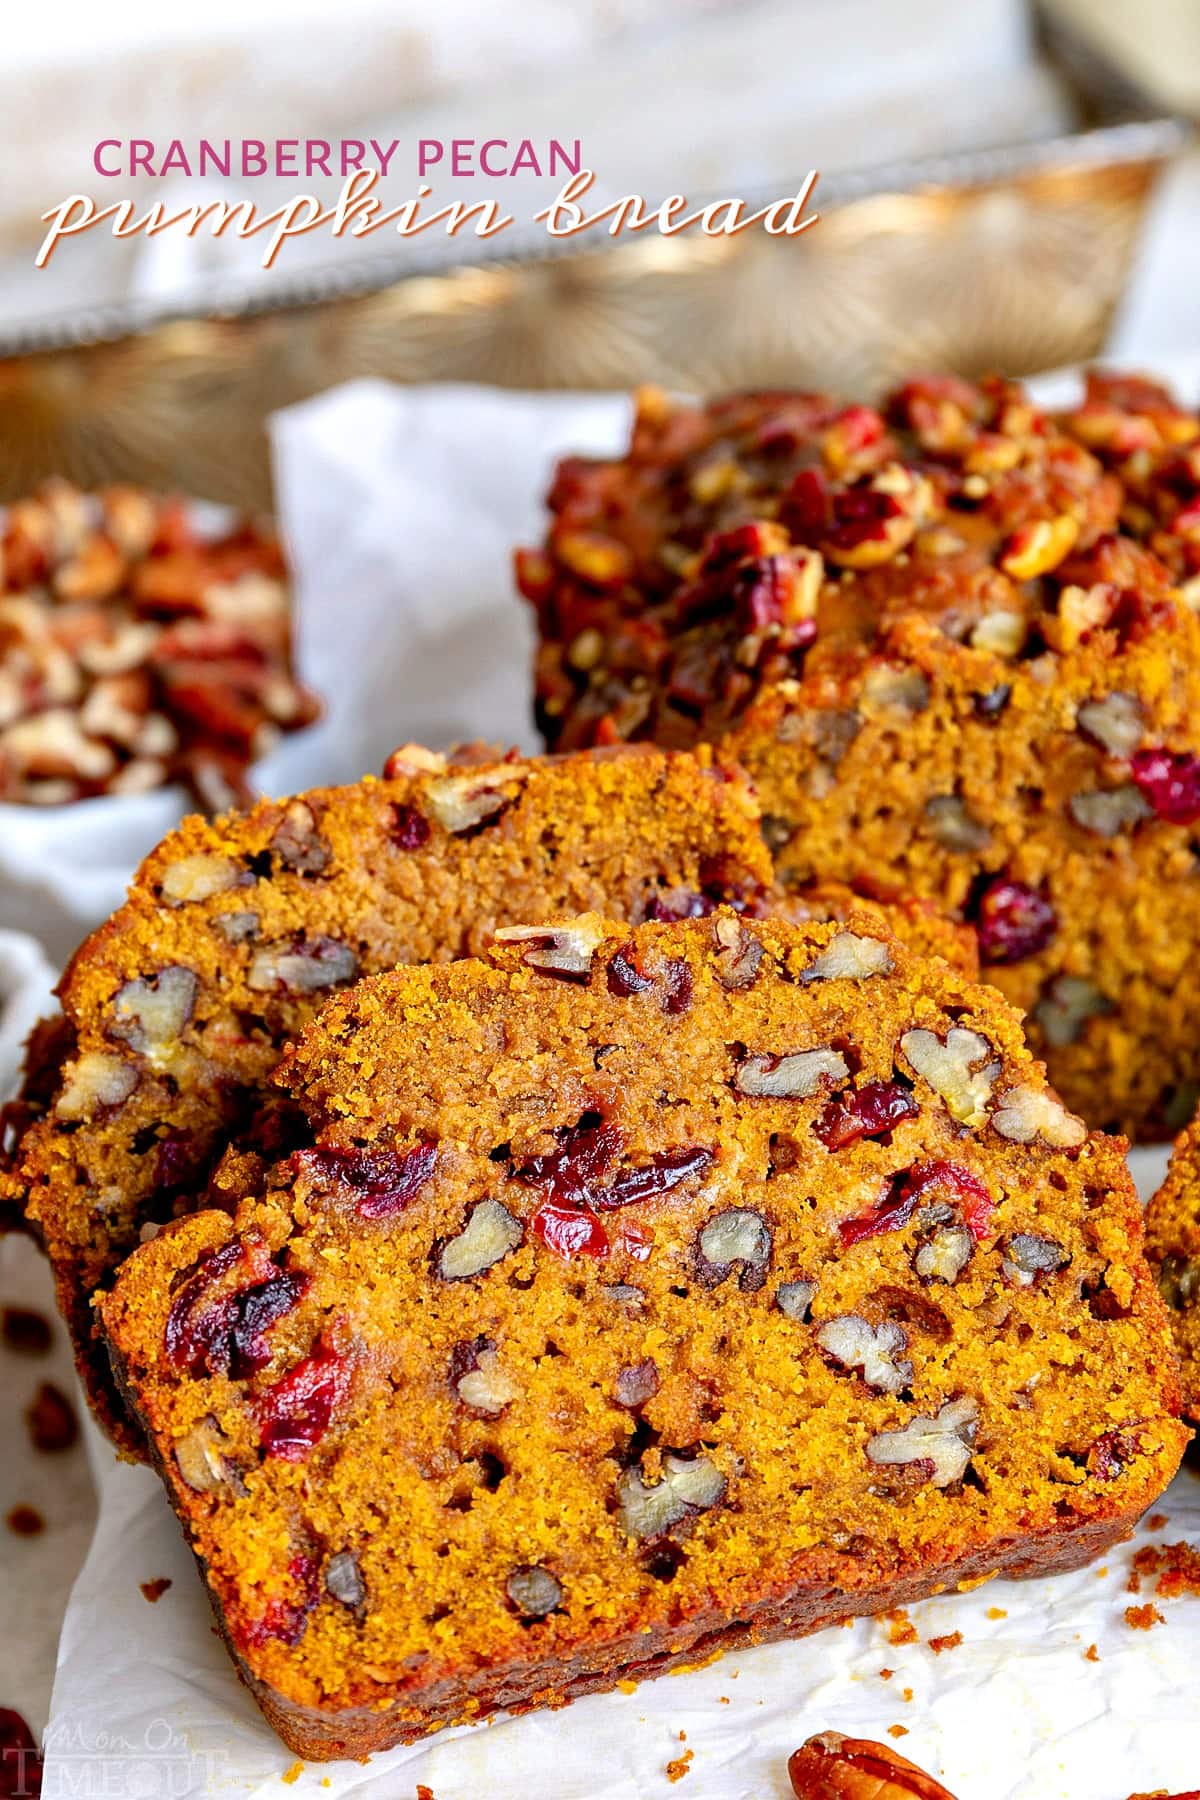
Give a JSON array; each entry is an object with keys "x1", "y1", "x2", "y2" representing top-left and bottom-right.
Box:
[
  {"x1": 100, "y1": 913, "x2": 1186, "y2": 1760},
  {"x1": 2, "y1": 743, "x2": 973, "y2": 1452},
  {"x1": 1145, "y1": 1125, "x2": 1200, "y2": 1421},
  {"x1": 518, "y1": 373, "x2": 1200, "y2": 1141}
]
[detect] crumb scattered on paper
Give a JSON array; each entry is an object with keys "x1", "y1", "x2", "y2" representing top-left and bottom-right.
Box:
[
  {"x1": 1131, "y1": 1541, "x2": 1200, "y2": 1600},
  {"x1": 1147, "y1": 1513, "x2": 1168, "y2": 1531},
  {"x1": 928, "y1": 1632, "x2": 963, "y2": 1655},
  {"x1": 1085, "y1": 1644, "x2": 1100, "y2": 1662},
  {"x1": 889, "y1": 1724, "x2": 909, "y2": 1739},
  {"x1": 282, "y1": 1763, "x2": 303, "y2": 1786},
  {"x1": 666, "y1": 1751, "x2": 694, "y2": 1783},
  {"x1": 1124, "y1": 1603, "x2": 1165, "y2": 1631},
  {"x1": 139, "y1": 1577, "x2": 172, "y2": 1603},
  {"x1": 885, "y1": 1609, "x2": 918, "y2": 1646},
  {"x1": 986, "y1": 1607, "x2": 1007, "y2": 1620}
]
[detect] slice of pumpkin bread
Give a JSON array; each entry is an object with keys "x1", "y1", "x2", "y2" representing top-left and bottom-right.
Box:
[{"x1": 100, "y1": 913, "x2": 1185, "y2": 1759}]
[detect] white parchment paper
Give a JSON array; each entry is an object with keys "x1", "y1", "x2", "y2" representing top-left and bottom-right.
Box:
[{"x1": 30, "y1": 377, "x2": 1200, "y2": 1796}]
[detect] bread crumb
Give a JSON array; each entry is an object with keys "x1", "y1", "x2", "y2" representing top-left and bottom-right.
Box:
[
  {"x1": 888, "y1": 1725, "x2": 910, "y2": 1739},
  {"x1": 884, "y1": 1608, "x2": 918, "y2": 1647},
  {"x1": 719, "y1": 1696, "x2": 730, "y2": 1704},
  {"x1": 1084, "y1": 1644, "x2": 1100, "y2": 1663},
  {"x1": 902, "y1": 1688, "x2": 913, "y2": 1703},
  {"x1": 416, "y1": 1786, "x2": 434, "y2": 1800},
  {"x1": 1131, "y1": 1540, "x2": 1200, "y2": 1599},
  {"x1": 985, "y1": 1606, "x2": 1007, "y2": 1620},
  {"x1": 1124, "y1": 1603, "x2": 1165, "y2": 1631},
  {"x1": 281, "y1": 1765, "x2": 303, "y2": 1786},
  {"x1": 617, "y1": 1679, "x2": 638, "y2": 1695},
  {"x1": 928, "y1": 1631, "x2": 963, "y2": 1654},
  {"x1": 666, "y1": 1751, "x2": 694, "y2": 1783},
  {"x1": 1146, "y1": 1513, "x2": 1168, "y2": 1531},
  {"x1": 879, "y1": 1668, "x2": 894, "y2": 1680},
  {"x1": 678, "y1": 1730, "x2": 687, "y2": 1742},
  {"x1": 139, "y1": 1577, "x2": 172, "y2": 1603}
]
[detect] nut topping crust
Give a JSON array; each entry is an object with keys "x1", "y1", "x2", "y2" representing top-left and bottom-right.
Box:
[{"x1": 520, "y1": 371, "x2": 1200, "y2": 1143}]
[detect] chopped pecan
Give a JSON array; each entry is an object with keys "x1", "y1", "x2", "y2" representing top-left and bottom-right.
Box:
[{"x1": 865, "y1": 1397, "x2": 979, "y2": 1488}]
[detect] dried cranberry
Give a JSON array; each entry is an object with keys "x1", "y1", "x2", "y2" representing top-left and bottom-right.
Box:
[
  {"x1": 607, "y1": 948, "x2": 654, "y2": 996},
  {"x1": 899, "y1": 1159, "x2": 995, "y2": 1242},
  {"x1": 616, "y1": 1221, "x2": 654, "y2": 1262},
  {"x1": 515, "y1": 1116, "x2": 711, "y2": 1221},
  {"x1": 164, "y1": 1239, "x2": 268, "y2": 1372},
  {"x1": 661, "y1": 957, "x2": 694, "y2": 1016},
  {"x1": 1087, "y1": 1426, "x2": 1144, "y2": 1482},
  {"x1": 701, "y1": 523, "x2": 778, "y2": 570},
  {"x1": 1130, "y1": 747, "x2": 1200, "y2": 825},
  {"x1": 256, "y1": 1340, "x2": 350, "y2": 1461},
  {"x1": 245, "y1": 1553, "x2": 320, "y2": 1647},
  {"x1": 300, "y1": 1140, "x2": 438, "y2": 1219},
  {"x1": 229, "y1": 1272, "x2": 310, "y2": 1376},
  {"x1": 641, "y1": 888, "x2": 715, "y2": 922},
  {"x1": 532, "y1": 1203, "x2": 610, "y2": 1261},
  {"x1": 814, "y1": 1080, "x2": 919, "y2": 1150},
  {"x1": 593, "y1": 1146, "x2": 714, "y2": 1212},
  {"x1": 839, "y1": 1159, "x2": 992, "y2": 1249},
  {"x1": 0, "y1": 1708, "x2": 41, "y2": 1800},
  {"x1": 392, "y1": 803, "x2": 431, "y2": 849},
  {"x1": 515, "y1": 1118, "x2": 622, "y2": 1204},
  {"x1": 827, "y1": 487, "x2": 903, "y2": 552},
  {"x1": 165, "y1": 1235, "x2": 308, "y2": 1377},
  {"x1": 782, "y1": 468, "x2": 831, "y2": 540},
  {"x1": 974, "y1": 877, "x2": 1057, "y2": 964}
]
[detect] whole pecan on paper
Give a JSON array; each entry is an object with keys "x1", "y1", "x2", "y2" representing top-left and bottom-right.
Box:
[{"x1": 788, "y1": 1732, "x2": 958, "y2": 1800}]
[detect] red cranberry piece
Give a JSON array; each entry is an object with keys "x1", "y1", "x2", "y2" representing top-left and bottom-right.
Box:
[
  {"x1": 592, "y1": 1146, "x2": 714, "y2": 1213},
  {"x1": 392, "y1": 803, "x2": 431, "y2": 850},
  {"x1": 515, "y1": 1118, "x2": 622, "y2": 1204},
  {"x1": 899, "y1": 1159, "x2": 995, "y2": 1242},
  {"x1": 1130, "y1": 747, "x2": 1200, "y2": 825},
  {"x1": 164, "y1": 1236, "x2": 276, "y2": 1374},
  {"x1": 839, "y1": 1182, "x2": 922, "y2": 1248},
  {"x1": 661, "y1": 957, "x2": 694, "y2": 1016},
  {"x1": 257, "y1": 1339, "x2": 351, "y2": 1461},
  {"x1": 616, "y1": 1220, "x2": 654, "y2": 1262},
  {"x1": 782, "y1": 468, "x2": 831, "y2": 541},
  {"x1": 1087, "y1": 1425, "x2": 1144, "y2": 1482},
  {"x1": 700, "y1": 523, "x2": 781, "y2": 570},
  {"x1": 246, "y1": 1553, "x2": 321, "y2": 1647},
  {"x1": 607, "y1": 948, "x2": 654, "y2": 996},
  {"x1": 516, "y1": 1119, "x2": 712, "y2": 1214},
  {"x1": 533, "y1": 1202, "x2": 610, "y2": 1261},
  {"x1": 814, "y1": 1081, "x2": 919, "y2": 1150},
  {"x1": 827, "y1": 487, "x2": 903, "y2": 551},
  {"x1": 229, "y1": 1271, "x2": 311, "y2": 1376},
  {"x1": 0, "y1": 1708, "x2": 42, "y2": 1800},
  {"x1": 974, "y1": 877, "x2": 1057, "y2": 965},
  {"x1": 641, "y1": 887, "x2": 715, "y2": 922},
  {"x1": 300, "y1": 1140, "x2": 438, "y2": 1219}
]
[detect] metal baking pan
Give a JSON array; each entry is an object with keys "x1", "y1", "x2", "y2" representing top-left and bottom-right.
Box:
[{"x1": 0, "y1": 20, "x2": 1187, "y2": 509}]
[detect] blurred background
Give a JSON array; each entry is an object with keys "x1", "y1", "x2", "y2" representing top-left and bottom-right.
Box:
[{"x1": 0, "y1": 0, "x2": 1197, "y2": 506}]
